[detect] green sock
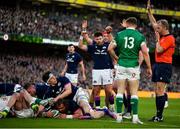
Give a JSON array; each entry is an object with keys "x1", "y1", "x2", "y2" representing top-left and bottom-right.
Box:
[
  {"x1": 35, "y1": 98, "x2": 42, "y2": 104},
  {"x1": 0, "y1": 109, "x2": 9, "y2": 118},
  {"x1": 131, "y1": 96, "x2": 138, "y2": 114},
  {"x1": 116, "y1": 94, "x2": 123, "y2": 113}
]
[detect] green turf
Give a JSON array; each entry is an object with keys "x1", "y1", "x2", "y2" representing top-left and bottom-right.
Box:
[{"x1": 0, "y1": 98, "x2": 180, "y2": 128}]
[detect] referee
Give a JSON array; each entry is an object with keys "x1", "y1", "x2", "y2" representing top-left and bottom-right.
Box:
[{"x1": 147, "y1": 0, "x2": 176, "y2": 122}]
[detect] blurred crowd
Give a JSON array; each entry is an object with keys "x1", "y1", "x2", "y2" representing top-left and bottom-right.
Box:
[
  {"x1": 0, "y1": 54, "x2": 179, "y2": 92},
  {"x1": 0, "y1": 3, "x2": 180, "y2": 92},
  {"x1": 0, "y1": 6, "x2": 180, "y2": 49},
  {"x1": 100, "y1": 0, "x2": 180, "y2": 11}
]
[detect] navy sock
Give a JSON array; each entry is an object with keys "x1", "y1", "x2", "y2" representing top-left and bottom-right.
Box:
[
  {"x1": 95, "y1": 96, "x2": 100, "y2": 107},
  {"x1": 164, "y1": 93, "x2": 168, "y2": 101},
  {"x1": 109, "y1": 95, "x2": 114, "y2": 105},
  {"x1": 156, "y1": 95, "x2": 165, "y2": 118},
  {"x1": 127, "y1": 95, "x2": 131, "y2": 113},
  {"x1": 123, "y1": 94, "x2": 128, "y2": 109}
]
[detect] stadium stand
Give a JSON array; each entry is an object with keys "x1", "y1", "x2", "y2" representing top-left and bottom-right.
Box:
[
  {"x1": 0, "y1": 0, "x2": 180, "y2": 92},
  {"x1": 97, "y1": 0, "x2": 180, "y2": 10},
  {"x1": 0, "y1": 3, "x2": 180, "y2": 48}
]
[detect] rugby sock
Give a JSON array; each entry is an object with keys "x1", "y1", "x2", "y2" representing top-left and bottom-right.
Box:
[
  {"x1": 3, "y1": 106, "x2": 10, "y2": 113},
  {"x1": 156, "y1": 95, "x2": 165, "y2": 118},
  {"x1": 116, "y1": 93, "x2": 123, "y2": 113},
  {"x1": 95, "y1": 96, "x2": 100, "y2": 108},
  {"x1": 131, "y1": 95, "x2": 138, "y2": 115},
  {"x1": 0, "y1": 107, "x2": 10, "y2": 118},
  {"x1": 127, "y1": 95, "x2": 131, "y2": 113},
  {"x1": 164, "y1": 93, "x2": 168, "y2": 102},
  {"x1": 109, "y1": 95, "x2": 114, "y2": 105},
  {"x1": 123, "y1": 94, "x2": 128, "y2": 109},
  {"x1": 89, "y1": 102, "x2": 94, "y2": 108},
  {"x1": 35, "y1": 98, "x2": 42, "y2": 104}
]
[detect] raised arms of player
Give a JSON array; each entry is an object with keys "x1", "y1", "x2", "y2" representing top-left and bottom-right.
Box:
[
  {"x1": 147, "y1": 0, "x2": 157, "y2": 31},
  {"x1": 81, "y1": 20, "x2": 93, "y2": 44},
  {"x1": 79, "y1": 60, "x2": 86, "y2": 81},
  {"x1": 78, "y1": 33, "x2": 88, "y2": 51},
  {"x1": 141, "y1": 43, "x2": 152, "y2": 78}
]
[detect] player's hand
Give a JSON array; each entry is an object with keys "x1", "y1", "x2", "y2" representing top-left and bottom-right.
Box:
[
  {"x1": 105, "y1": 26, "x2": 112, "y2": 34},
  {"x1": 82, "y1": 74, "x2": 86, "y2": 81},
  {"x1": 82, "y1": 20, "x2": 87, "y2": 29},
  {"x1": 146, "y1": 67, "x2": 152, "y2": 78},
  {"x1": 59, "y1": 114, "x2": 67, "y2": 119},
  {"x1": 47, "y1": 97, "x2": 55, "y2": 106},
  {"x1": 120, "y1": 19, "x2": 127, "y2": 28},
  {"x1": 155, "y1": 31, "x2": 160, "y2": 42},
  {"x1": 147, "y1": 0, "x2": 151, "y2": 10},
  {"x1": 60, "y1": 72, "x2": 65, "y2": 76},
  {"x1": 53, "y1": 97, "x2": 59, "y2": 104}
]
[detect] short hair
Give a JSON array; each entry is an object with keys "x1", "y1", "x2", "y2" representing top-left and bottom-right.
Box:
[
  {"x1": 157, "y1": 19, "x2": 169, "y2": 30},
  {"x1": 94, "y1": 32, "x2": 103, "y2": 37},
  {"x1": 24, "y1": 83, "x2": 33, "y2": 90},
  {"x1": 42, "y1": 71, "x2": 52, "y2": 82},
  {"x1": 68, "y1": 44, "x2": 74, "y2": 47},
  {"x1": 126, "y1": 17, "x2": 137, "y2": 25}
]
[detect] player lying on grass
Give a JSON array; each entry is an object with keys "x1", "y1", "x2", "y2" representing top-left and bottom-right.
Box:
[
  {"x1": 0, "y1": 84, "x2": 47, "y2": 118},
  {"x1": 40, "y1": 99, "x2": 116, "y2": 119}
]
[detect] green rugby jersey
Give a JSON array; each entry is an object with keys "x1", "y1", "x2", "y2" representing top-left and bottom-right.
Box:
[{"x1": 115, "y1": 28, "x2": 146, "y2": 67}]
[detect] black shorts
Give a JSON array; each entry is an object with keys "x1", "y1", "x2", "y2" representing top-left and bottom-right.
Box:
[{"x1": 152, "y1": 63, "x2": 172, "y2": 83}]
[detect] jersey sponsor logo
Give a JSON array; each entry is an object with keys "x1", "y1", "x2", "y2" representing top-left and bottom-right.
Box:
[
  {"x1": 57, "y1": 82, "x2": 61, "y2": 86},
  {"x1": 94, "y1": 49, "x2": 107, "y2": 55},
  {"x1": 67, "y1": 57, "x2": 74, "y2": 62},
  {"x1": 102, "y1": 46, "x2": 106, "y2": 49}
]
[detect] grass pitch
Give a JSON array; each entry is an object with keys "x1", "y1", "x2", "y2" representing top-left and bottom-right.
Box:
[{"x1": 0, "y1": 98, "x2": 180, "y2": 128}]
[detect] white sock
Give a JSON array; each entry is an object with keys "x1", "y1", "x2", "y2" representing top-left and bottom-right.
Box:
[{"x1": 133, "y1": 114, "x2": 138, "y2": 120}]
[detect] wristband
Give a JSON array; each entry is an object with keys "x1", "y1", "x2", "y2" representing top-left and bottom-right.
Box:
[{"x1": 66, "y1": 115, "x2": 73, "y2": 119}]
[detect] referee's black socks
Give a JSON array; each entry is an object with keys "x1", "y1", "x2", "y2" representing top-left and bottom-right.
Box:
[{"x1": 156, "y1": 95, "x2": 165, "y2": 118}]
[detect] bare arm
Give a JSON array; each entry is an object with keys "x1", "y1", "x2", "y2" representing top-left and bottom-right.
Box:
[
  {"x1": 54, "y1": 83, "x2": 72, "y2": 102},
  {"x1": 141, "y1": 43, "x2": 152, "y2": 78},
  {"x1": 79, "y1": 60, "x2": 86, "y2": 81},
  {"x1": 59, "y1": 108, "x2": 83, "y2": 119},
  {"x1": 147, "y1": 0, "x2": 157, "y2": 31},
  {"x1": 78, "y1": 35, "x2": 88, "y2": 51},
  {"x1": 83, "y1": 33, "x2": 93, "y2": 45},
  {"x1": 108, "y1": 40, "x2": 118, "y2": 61},
  {"x1": 138, "y1": 51, "x2": 144, "y2": 66}
]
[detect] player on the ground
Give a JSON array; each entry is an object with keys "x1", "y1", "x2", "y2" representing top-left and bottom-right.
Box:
[
  {"x1": 108, "y1": 17, "x2": 152, "y2": 124},
  {"x1": 61, "y1": 44, "x2": 86, "y2": 86},
  {"x1": 42, "y1": 99, "x2": 116, "y2": 119},
  {"x1": 42, "y1": 71, "x2": 104, "y2": 118},
  {"x1": 147, "y1": 0, "x2": 175, "y2": 122},
  {"x1": 0, "y1": 84, "x2": 44, "y2": 118}
]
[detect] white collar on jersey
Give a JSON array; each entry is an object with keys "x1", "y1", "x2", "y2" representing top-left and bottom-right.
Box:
[{"x1": 126, "y1": 27, "x2": 136, "y2": 30}]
